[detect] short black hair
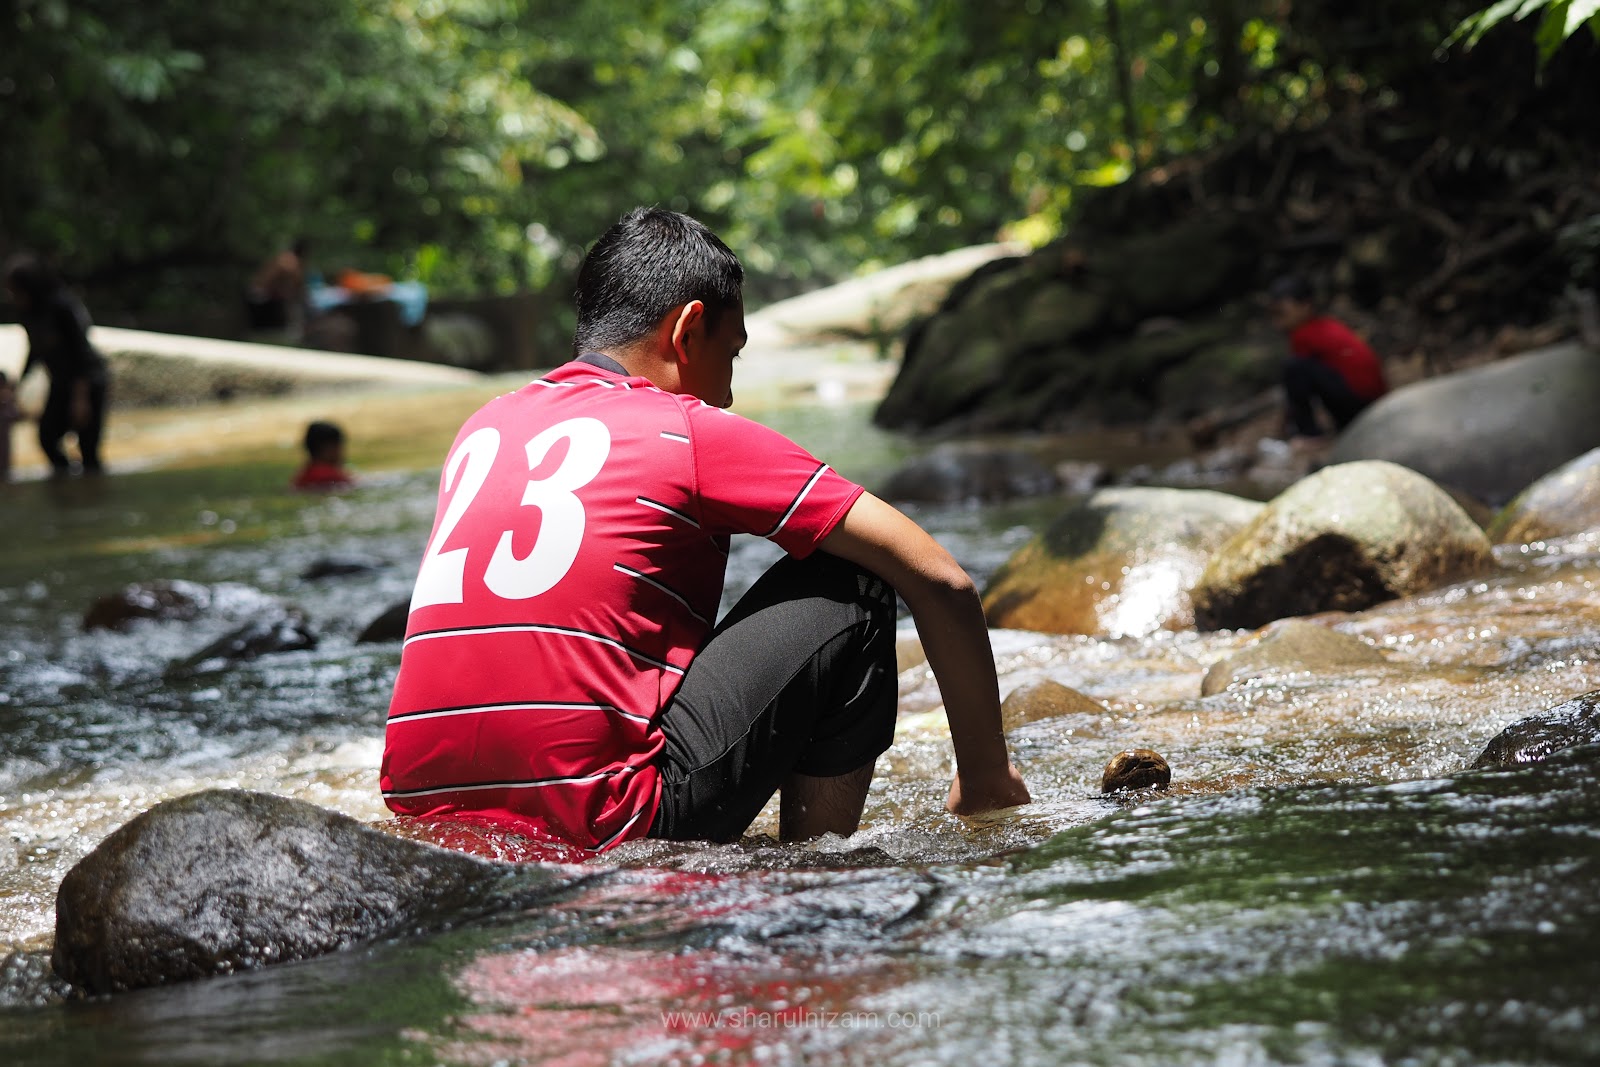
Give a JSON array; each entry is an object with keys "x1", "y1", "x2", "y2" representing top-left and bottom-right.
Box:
[
  {"x1": 572, "y1": 207, "x2": 744, "y2": 353},
  {"x1": 1267, "y1": 274, "x2": 1315, "y2": 304},
  {"x1": 3, "y1": 253, "x2": 60, "y2": 302},
  {"x1": 303, "y1": 420, "x2": 345, "y2": 457}
]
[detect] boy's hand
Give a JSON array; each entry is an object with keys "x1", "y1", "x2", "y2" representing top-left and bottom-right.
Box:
[{"x1": 946, "y1": 761, "x2": 1031, "y2": 816}]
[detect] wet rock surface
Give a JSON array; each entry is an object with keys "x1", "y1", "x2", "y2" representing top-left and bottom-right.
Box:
[
  {"x1": 299, "y1": 555, "x2": 389, "y2": 582},
  {"x1": 983, "y1": 486, "x2": 1263, "y2": 636},
  {"x1": 356, "y1": 599, "x2": 411, "y2": 644},
  {"x1": 167, "y1": 606, "x2": 318, "y2": 676},
  {"x1": 1001, "y1": 679, "x2": 1109, "y2": 732},
  {"x1": 1488, "y1": 446, "x2": 1600, "y2": 545},
  {"x1": 1474, "y1": 691, "x2": 1600, "y2": 770},
  {"x1": 51, "y1": 789, "x2": 579, "y2": 995},
  {"x1": 82, "y1": 579, "x2": 212, "y2": 632},
  {"x1": 1201, "y1": 618, "x2": 1388, "y2": 697},
  {"x1": 1192, "y1": 461, "x2": 1495, "y2": 631}
]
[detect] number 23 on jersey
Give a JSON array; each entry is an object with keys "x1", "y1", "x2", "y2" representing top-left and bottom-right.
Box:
[{"x1": 410, "y1": 417, "x2": 612, "y2": 610}]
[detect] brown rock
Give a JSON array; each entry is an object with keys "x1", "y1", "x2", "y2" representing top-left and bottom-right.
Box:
[
  {"x1": 1101, "y1": 749, "x2": 1172, "y2": 793},
  {"x1": 1001, "y1": 679, "x2": 1108, "y2": 731},
  {"x1": 983, "y1": 486, "x2": 1263, "y2": 637},
  {"x1": 1200, "y1": 618, "x2": 1387, "y2": 696},
  {"x1": 1192, "y1": 461, "x2": 1495, "y2": 631}
]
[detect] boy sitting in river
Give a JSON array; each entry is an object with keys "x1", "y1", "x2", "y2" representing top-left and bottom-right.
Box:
[
  {"x1": 292, "y1": 420, "x2": 355, "y2": 491},
  {"x1": 380, "y1": 206, "x2": 1030, "y2": 854}
]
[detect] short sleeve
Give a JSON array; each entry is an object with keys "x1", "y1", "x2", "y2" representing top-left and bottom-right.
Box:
[{"x1": 684, "y1": 400, "x2": 864, "y2": 557}]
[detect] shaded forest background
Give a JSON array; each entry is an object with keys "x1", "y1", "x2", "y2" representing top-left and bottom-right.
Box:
[{"x1": 2, "y1": 0, "x2": 1597, "y2": 349}]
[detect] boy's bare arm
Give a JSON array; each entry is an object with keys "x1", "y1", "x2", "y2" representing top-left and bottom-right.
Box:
[{"x1": 818, "y1": 492, "x2": 1031, "y2": 814}]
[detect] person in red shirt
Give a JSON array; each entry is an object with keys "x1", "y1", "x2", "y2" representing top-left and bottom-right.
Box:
[
  {"x1": 381, "y1": 207, "x2": 1030, "y2": 853},
  {"x1": 1268, "y1": 275, "x2": 1389, "y2": 440},
  {"x1": 292, "y1": 420, "x2": 355, "y2": 491}
]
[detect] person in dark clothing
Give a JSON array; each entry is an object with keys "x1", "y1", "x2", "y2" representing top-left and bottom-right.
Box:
[
  {"x1": 1267, "y1": 275, "x2": 1389, "y2": 440},
  {"x1": 4, "y1": 255, "x2": 111, "y2": 476}
]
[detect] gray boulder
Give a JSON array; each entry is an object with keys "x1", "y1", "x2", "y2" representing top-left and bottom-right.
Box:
[
  {"x1": 982, "y1": 487, "x2": 1263, "y2": 636},
  {"x1": 1473, "y1": 691, "x2": 1600, "y2": 769},
  {"x1": 1487, "y1": 446, "x2": 1600, "y2": 545},
  {"x1": 1192, "y1": 461, "x2": 1494, "y2": 631},
  {"x1": 1200, "y1": 618, "x2": 1388, "y2": 696},
  {"x1": 52, "y1": 789, "x2": 577, "y2": 994},
  {"x1": 1330, "y1": 343, "x2": 1600, "y2": 506}
]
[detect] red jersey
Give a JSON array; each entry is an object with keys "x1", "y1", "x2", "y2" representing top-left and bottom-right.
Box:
[
  {"x1": 1289, "y1": 316, "x2": 1388, "y2": 401},
  {"x1": 381, "y1": 355, "x2": 864, "y2": 852},
  {"x1": 292, "y1": 462, "x2": 354, "y2": 491}
]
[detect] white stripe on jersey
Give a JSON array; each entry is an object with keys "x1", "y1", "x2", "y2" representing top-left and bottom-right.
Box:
[
  {"x1": 636, "y1": 495, "x2": 701, "y2": 528},
  {"x1": 613, "y1": 563, "x2": 709, "y2": 626},
  {"x1": 763, "y1": 464, "x2": 830, "y2": 537},
  {"x1": 390, "y1": 700, "x2": 652, "y2": 727},
  {"x1": 383, "y1": 769, "x2": 617, "y2": 799},
  {"x1": 404, "y1": 623, "x2": 685, "y2": 675}
]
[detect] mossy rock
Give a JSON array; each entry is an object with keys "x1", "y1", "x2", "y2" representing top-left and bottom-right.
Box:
[
  {"x1": 983, "y1": 486, "x2": 1263, "y2": 636},
  {"x1": 1488, "y1": 446, "x2": 1600, "y2": 545},
  {"x1": 1192, "y1": 461, "x2": 1495, "y2": 631}
]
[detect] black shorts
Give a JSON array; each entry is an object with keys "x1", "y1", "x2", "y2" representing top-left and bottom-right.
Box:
[{"x1": 648, "y1": 550, "x2": 899, "y2": 843}]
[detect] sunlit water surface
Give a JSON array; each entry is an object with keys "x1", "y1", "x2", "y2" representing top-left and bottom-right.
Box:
[{"x1": 2, "y1": 391, "x2": 1599, "y2": 1066}]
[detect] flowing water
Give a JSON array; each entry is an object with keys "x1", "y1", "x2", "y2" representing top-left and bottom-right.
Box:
[{"x1": 2, "y1": 377, "x2": 1599, "y2": 1066}]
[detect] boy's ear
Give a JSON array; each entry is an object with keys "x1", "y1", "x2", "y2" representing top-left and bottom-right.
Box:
[{"x1": 668, "y1": 300, "x2": 707, "y2": 363}]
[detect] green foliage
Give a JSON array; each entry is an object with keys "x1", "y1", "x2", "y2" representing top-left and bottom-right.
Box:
[
  {"x1": 4, "y1": 0, "x2": 1577, "y2": 329},
  {"x1": 1449, "y1": 0, "x2": 1600, "y2": 64}
]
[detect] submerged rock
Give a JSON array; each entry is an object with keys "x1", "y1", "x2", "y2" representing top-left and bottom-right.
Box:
[
  {"x1": 167, "y1": 607, "x2": 318, "y2": 675},
  {"x1": 299, "y1": 555, "x2": 389, "y2": 582},
  {"x1": 1192, "y1": 461, "x2": 1494, "y2": 631},
  {"x1": 82, "y1": 580, "x2": 212, "y2": 632},
  {"x1": 1101, "y1": 749, "x2": 1172, "y2": 793},
  {"x1": 1001, "y1": 679, "x2": 1109, "y2": 732},
  {"x1": 880, "y1": 444, "x2": 1060, "y2": 504},
  {"x1": 1331, "y1": 342, "x2": 1600, "y2": 506},
  {"x1": 1488, "y1": 446, "x2": 1600, "y2": 545},
  {"x1": 52, "y1": 789, "x2": 577, "y2": 995},
  {"x1": 357, "y1": 599, "x2": 411, "y2": 644},
  {"x1": 983, "y1": 486, "x2": 1263, "y2": 637},
  {"x1": 1200, "y1": 618, "x2": 1388, "y2": 696},
  {"x1": 1473, "y1": 691, "x2": 1600, "y2": 769}
]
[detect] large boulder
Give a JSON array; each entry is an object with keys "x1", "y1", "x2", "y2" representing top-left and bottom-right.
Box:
[
  {"x1": 1330, "y1": 343, "x2": 1600, "y2": 506},
  {"x1": 51, "y1": 790, "x2": 580, "y2": 994},
  {"x1": 1487, "y1": 447, "x2": 1600, "y2": 545},
  {"x1": 982, "y1": 487, "x2": 1264, "y2": 637},
  {"x1": 1200, "y1": 618, "x2": 1388, "y2": 696},
  {"x1": 1191, "y1": 461, "x2": 1495, "y2": 631},
  {"x1": 1473, "y1": 691, "x2": 1600, "y2": 769}
]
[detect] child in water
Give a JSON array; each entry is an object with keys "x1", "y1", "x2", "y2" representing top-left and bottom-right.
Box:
[{"x1": 292, "y1": 420, "x2": 355, "y2": 491}]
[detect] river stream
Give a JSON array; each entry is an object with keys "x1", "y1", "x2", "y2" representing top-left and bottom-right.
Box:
[{"x1": 2, "y1": 377, "x2": 1598, "y2": 1066}]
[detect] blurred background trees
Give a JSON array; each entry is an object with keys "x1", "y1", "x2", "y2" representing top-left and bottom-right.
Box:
[{"x1": 1, "y1": 0, "x2": 1595, "y2": 333}]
